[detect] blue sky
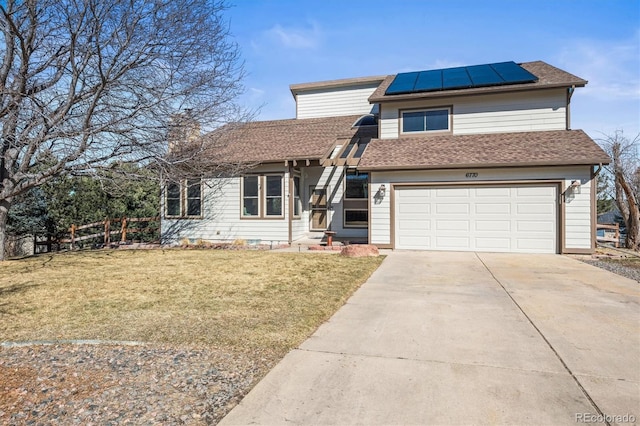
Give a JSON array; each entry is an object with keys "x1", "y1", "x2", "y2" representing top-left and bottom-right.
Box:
[{"x1": 226, "y1": 0, "x2": 639, "y2": 140}]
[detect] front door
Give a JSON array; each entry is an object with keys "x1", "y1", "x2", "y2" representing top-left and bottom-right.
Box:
[{"x1": 310, "y1": 187, "x2": 328, "y2": 230}]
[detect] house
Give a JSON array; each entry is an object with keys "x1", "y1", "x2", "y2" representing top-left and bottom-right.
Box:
[{"x1": 161, "y1": 60, "x2": 610, "y2": 254}]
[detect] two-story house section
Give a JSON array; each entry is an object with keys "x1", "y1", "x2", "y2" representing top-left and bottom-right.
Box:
[{"x1": 161, "y1": 60, "x2": 610, "y2": 254}]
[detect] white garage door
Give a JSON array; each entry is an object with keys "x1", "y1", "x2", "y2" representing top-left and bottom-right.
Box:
[{"x1": 395, "y1": 184, "x2": 558, "y2": 253}]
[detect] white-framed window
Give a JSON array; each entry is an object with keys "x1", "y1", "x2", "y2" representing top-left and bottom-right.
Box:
[
  {"x1": 345, "y1": 169, "x2": 368, "y2": 200},
  {"x1": 344, "y1": 209, "x2": 368, "y2": 228},
  {"x1": 165, "y1": 179, "x2": 202, "y2": 218},
  {"x1": 241, "y1": 174, "x2": 284, "y2": 218},
  {"x1": 293, "y1": 175, "x2": 301, "y2": 218},
  {"x1": 401, "y1": 107, "x2": 451, "y2": 134}
]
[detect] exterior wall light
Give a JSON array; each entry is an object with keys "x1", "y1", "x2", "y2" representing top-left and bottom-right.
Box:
[
  {"x1": 570, "y1": 180, "x2": 581, "y2": 194},
  {"x1": 379, "y1": 184, "x2": 386, "y2": 197}
]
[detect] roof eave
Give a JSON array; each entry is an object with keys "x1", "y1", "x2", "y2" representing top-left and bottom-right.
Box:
[
  {"x1": 290, "y1": 75, "x2": 387, "y2": 97},
  {"x1": 368, "y1": 81, "x2": 587, "y2": 104},
  {"x1": 358, "y1": 159, "x2": 610, "y2": 172}
]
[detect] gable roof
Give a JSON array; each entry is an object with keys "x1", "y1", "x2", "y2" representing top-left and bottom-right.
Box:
[
  {"x1": 203, "y1": 115, "x2": 367, "y2": 164},
  {"x1": 357, "y1": 130, "x2": 610, "y2": 171},
  {"x1": 368, "y1": 61, "x2": 587, "y2": 103}
]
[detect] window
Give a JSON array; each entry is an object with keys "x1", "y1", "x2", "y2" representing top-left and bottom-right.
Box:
[
  {"x1": 265, "y1": 175, "x2": 283, "y2": 216},
  {"x1": 293, "y1": 176, "x2": 301, "y2": 218},
  {"x1": 241, "y1": 174, "x2": 285, "y2": 218},
  {"x1": 242, "y1": 176, "x2": 259, "y2": 216},
  {"x1": 166, "y1": 182, "x2": 182, "y2": 217},
  {"x1": 401, "y1": 108, "x2": 450, "y2": 134},
  {"x1": 345, "y1": 170, "x2": 368, "y2": 199},
  {"x1": 186, "y1": 179, "x2": 202, "y2": 216},
  {"x1": 165, "y1": 179, "x2": 202, "y2": 218},
  {"x1": 344, "y1": 210, "x2": 368, "y2": 228}
]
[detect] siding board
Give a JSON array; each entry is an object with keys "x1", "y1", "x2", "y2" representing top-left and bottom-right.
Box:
[
  {"x1": 379, "y1": 89, "x2": 567, "y2": 138},
  {"x1": 296, "y1": 84, "x2": 379, "y2": 119}
]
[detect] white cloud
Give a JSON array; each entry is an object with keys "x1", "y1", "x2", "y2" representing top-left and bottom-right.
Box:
[
  {"x1": 555, "y1": 32, "x2": 640, "y2": 101},
  {"x1": 263, "y1": 22, "x2": 322, "y2": 49}
]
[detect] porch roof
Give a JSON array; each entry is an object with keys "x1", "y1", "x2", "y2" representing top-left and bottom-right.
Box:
[{"x1": 202, "y1": 114, "x2": 366, "y2": 164}]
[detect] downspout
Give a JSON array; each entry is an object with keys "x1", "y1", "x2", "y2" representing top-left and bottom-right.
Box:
[
  {"x1": 288, "y1": 164, "x2": 293, "y2": 245},
  {"x1": 593, "y1": 163, "x2": 603, "y2": 177},
  {"x1": 591, "y1": 163, "x2": 604, "y2": 251}
]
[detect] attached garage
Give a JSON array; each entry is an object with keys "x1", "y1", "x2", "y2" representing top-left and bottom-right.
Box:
[{"x1": 394, "y1": 184, "x2": 558, "y2": 253}]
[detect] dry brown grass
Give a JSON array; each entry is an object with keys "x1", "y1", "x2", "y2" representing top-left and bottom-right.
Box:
[{"x1": 0, "y1": 249, "x2": 383, "y2": 355}]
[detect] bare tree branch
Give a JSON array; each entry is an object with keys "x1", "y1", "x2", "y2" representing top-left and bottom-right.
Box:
[
  {"x1": 598, "y1": 130, "x2": 640, "y2": 250},
  {"x1": 0, "y1": 0, "x2": 250, "y2": 259}
]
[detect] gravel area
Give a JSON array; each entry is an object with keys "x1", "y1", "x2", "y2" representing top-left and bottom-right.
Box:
[
  {"x1": 580, "y1": 258, "x2": 640, "y2": 283},
  {"x1": 0, "y1": 343, "x2": 274, "y2": 425}
]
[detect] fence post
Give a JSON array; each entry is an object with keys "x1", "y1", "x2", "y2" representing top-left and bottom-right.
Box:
[
  {"x1": 104, "y1": 218, "x2": 110, "y2": 246},
  {"x1": 70, "y1": 224, "x2": 76, "y2": 250},
  {"x1": 615, "y1": 223, "x2": 620, "y2": 248},
  {"x1": 121, "y1": 217, "x2": 127, "y2": 243}
]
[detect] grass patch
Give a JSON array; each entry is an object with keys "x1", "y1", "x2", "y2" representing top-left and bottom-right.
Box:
[{"x1": 0, "y1": 250, "x2": 383, "y2": 355}]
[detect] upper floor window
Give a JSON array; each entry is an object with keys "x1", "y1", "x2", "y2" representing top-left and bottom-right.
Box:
[
  {"x1": 345, "y1": 169, "x2": 368, "y2": 199},
  {"x1": 401, "y1": 108, "x2": 450, "y2": 134},
  {"x1": 165, "y1": 179, "x2": 202, "y2": 218}
]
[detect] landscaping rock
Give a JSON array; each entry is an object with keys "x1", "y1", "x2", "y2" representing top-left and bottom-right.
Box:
[
  {"x1": 340, "y1": 244, "x2": 379, "y2": 257},
  {"x1": 0, "y1": 343, "x2": 274, "y2": 425}
]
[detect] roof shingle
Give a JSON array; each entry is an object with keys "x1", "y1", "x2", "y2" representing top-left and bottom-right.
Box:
[
  {"x1": 202, "y1": 115, "x2": 366, "y2": 164},
  {"x1": 357, "y1": 130, "x2": 610, "y2": 170}
]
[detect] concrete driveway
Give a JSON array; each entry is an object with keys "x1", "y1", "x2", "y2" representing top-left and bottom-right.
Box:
[{"x1": 220, "y1": 252, "x2": 640, "y2": 425}]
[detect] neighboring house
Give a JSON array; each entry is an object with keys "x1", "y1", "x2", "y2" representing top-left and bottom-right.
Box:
[{"x1": 161, "y1": 60, "x2": 610, "y2": 254}]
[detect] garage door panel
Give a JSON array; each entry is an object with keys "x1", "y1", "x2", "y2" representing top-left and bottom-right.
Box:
[
  {"x1": 436, "y1": 220, "x2": 470, "y2": 231},
  {"x1": 516, "y1": 220, "x2": 555, "y2": 232},
  {"x1": 475, "y1": 237, "x2": 511, "y2": 250},
  {"x1": 436, "y1": 203, "x2": 469, "y2": 214},
  {"x1": 517, "y1": 203, "x2": 554, "y2": 215},
  {"x1": 435, "y1": 188, "x2": 469, "y2": 197},
  {"x1": 517, "y1": 239, "x2": 555, "y2": 251},
  {"x1": 476, "y1": 220, "x2": 511, "y2": 231},
  {"x1": 476, "y1": 203, "x2": 510, "y2": 214},
  {"x1": 398, "y1": 220, "x2": 429, "y2": 231},
  {"x1": 476, "y1": 187, "x2": 511, "y2": 197},
  {"x1": 398, "y1": 203, "x2": 430, "y2": 214},
  {"x1": 395, "y1": 184, "x2": 557, "y2": 253}
]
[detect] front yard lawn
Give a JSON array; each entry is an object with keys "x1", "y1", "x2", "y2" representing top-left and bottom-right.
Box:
[{"x1": 0, "y1": 249, "x2": 383, "y2": 355}]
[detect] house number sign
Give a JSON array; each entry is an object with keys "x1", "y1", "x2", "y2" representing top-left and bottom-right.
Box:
[{"x1": 465, "y1": 172, "x2": 478, "y2": 178}]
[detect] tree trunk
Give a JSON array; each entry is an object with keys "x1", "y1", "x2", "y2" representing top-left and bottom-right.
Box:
[
  {"x1": 615, "y1": 169, "x2": 640, "y2": 250},
  {"x1": 0, "y1": 199, "x2": 10, "y2": 261}
]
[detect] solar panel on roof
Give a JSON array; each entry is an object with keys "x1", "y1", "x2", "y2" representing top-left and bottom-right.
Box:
[
  {"x1": 385, "y1": 71, "x2": 420, "y2": 94},
  {"x1": 384, "y1": 61, "x2": 538, "y2": 95},
  {"x1": 413, "y1": 70, "x2": 442, "y2": 92},
  {"x1": 442, "y1": 67, "x2": 472, "y2": 89},
  {"x1": 466, "y1": 64, "x2": 504, "y2": 86},
  {"x1": 490, "y1": 61, "x2": 537, "y2": 84}
]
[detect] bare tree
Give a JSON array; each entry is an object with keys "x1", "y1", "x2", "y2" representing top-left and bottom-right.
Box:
[
  {"x1": 599, "y1": 131, "x2": 640, "y2": 250},
  {"x1": 0, "y1": 0, "x2": 249, "y2": 259}
]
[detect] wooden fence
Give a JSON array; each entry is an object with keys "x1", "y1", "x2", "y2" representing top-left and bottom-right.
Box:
[
  {"x1": 596, "y1": 223, "x2": 621, "y2": 248},
  {"x1": 60, "y1": 217, "x2": 160, "y2": 249}
]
